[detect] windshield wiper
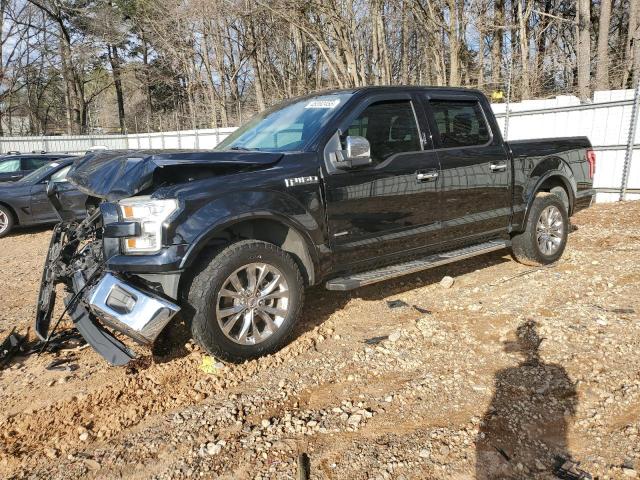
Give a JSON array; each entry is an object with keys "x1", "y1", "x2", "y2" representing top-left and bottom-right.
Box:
[{"x1": 229, "y1": 146, "x2": 255, "y2": 151}]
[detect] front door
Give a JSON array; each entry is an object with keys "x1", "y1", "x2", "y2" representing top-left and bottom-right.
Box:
[
  {"x1": 322, "y1": 94, "x2": 441, "y2": 270},
  {"x1": 30, "y1": 166, "x2": 87, "y2": 222},
  {"x1": 0, "y1": 158, "x2": 23, "y2": 182},
  {"x1": 423, "y1": 95, "x2": 512, "y2": 246}
]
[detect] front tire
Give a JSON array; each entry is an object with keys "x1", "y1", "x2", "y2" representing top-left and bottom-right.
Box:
[
  {"x1": 511, "y1": 192, "x2": 568, "y2": 266},
  {"x1": 0, "y1": 205, "x2": 14, "y2": 238},
  {"x1": 186, "y1": 240, "x2": 304, "y2": 363}
]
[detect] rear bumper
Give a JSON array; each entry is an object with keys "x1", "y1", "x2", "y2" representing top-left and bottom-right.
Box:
[{"x1": 86, "y1": 273, "x2": 181, "y2": 345}]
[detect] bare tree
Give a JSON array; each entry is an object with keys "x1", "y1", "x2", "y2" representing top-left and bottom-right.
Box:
[{"x1": 0, "y1": 0, "x2": 634, "y2": 135}]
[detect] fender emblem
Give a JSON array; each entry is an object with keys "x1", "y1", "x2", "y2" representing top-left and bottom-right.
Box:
[{"x1": 284, "y1": 176, "x2": 319, "y2": 187}]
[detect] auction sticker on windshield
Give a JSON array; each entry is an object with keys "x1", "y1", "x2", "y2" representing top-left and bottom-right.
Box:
[{"x1": 305, "y1": 99, "x2": 340, "y2": 109}]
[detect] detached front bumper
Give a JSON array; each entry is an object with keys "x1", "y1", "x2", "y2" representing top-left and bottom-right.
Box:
[{"x1": 87, "y1": 273, "x2": 180, "y2": 345}]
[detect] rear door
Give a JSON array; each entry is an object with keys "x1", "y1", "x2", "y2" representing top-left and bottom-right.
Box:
[
  {"x1": 423, "y1": 94, "x2": 511, "y2": 245},
  {"x1": 322, "y1": 93, "x2": 441, "y2": 269}
]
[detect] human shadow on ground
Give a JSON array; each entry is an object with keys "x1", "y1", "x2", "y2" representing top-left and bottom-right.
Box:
[{"x1": 475, "y1": 319, "x2": 578, "y2": 479}]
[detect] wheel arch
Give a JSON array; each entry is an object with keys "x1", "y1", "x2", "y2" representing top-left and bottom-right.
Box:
[
  {"x1": 180, "y1": 213, "x2": 318, "y2": 287},
  {"x1": 521, "y1": 171, "x2": 575, "y2": 228}
]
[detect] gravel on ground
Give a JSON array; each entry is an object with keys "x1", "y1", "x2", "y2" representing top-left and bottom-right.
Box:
[{"x1": 1, "y1": 201, "x2": 639, "y2": 479}]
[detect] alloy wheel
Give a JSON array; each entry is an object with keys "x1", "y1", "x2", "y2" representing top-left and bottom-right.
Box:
[
  {"x1": 536, "y1": 205, "x2": 564, "y2": 255},
  {"x1": 216, "y1": 262, "x2": 290, "y2": 345},
  {"x1": 0, "y1": 211, "x2": 9, "y2": 235}
]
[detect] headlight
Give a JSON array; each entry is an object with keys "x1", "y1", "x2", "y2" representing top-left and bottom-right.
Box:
[{"x1": 118, "y1": 197, "x2": 178, "y2": 254}]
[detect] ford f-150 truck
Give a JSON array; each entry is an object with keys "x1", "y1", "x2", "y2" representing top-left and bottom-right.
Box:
[{"x1": 35, "y1": 87, "x2": 596, "y2": 365}]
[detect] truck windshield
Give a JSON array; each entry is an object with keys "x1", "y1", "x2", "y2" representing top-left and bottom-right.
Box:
[{"x1": 216, "y1": 93, "x2": 352, "y2": 152}]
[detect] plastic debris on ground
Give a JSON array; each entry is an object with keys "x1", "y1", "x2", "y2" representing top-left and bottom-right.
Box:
[
  {"x1": 1, "y1": 328, "x2": 28, "y2": 368},
  {"x1": 363, "y1": 335, "x2": 389, "y2": 345},
  {"x1": 386, "y1": 299, "x2": 408, "y2": 309},
  {"x1": 553, "y1": 457, "x2": 593, "y2": 480},
  {"x1": 200, "y1": 356, "x2": 225, "y2": 374}
]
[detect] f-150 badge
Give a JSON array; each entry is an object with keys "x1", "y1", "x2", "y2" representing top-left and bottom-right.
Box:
[{"x1": 284, "y1": 176, "x2": 319, "y2": 187}]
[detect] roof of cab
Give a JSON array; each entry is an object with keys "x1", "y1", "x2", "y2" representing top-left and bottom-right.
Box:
[{"x1": 315, "y1": 85, "x2": 485, "y2": 96}]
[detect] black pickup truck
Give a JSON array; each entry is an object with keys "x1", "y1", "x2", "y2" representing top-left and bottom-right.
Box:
[{"x1": 35, "y1": 87, "x2": 595, "y2": 365}]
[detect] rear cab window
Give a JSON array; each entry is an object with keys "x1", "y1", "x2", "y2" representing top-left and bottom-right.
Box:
[{"x1": 428, "y1": 99, "x2": 491, "y2": 148}]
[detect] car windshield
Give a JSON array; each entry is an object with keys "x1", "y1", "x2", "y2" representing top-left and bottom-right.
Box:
[
  {"x1": 18, "y1": 162, "x2": 61, "y2": 183},
  {"x1": 216, "y1": 93, "x2": 352, "y2": 152}
]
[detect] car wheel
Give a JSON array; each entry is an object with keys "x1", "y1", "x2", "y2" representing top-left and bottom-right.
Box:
[
  {"x1": 0, "y1": 205, "x2": 14, "y2": 238},
  {"x1": 550, "y1": 185, "x2": 570, "y2": 214},
  {"x1": 186, "y1": 240, "x2": 304, "y2": 363},
  {"x1": 511, "y1": 192, "x2": 568, "y2": 266}
]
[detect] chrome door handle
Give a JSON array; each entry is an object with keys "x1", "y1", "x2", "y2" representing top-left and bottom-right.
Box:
[
  {"x1": 490, "y1": 163, "x2": 507, "y2": 172},
  {"x1": 416, "y1": 171, "x2": 439, "y2": 181}
]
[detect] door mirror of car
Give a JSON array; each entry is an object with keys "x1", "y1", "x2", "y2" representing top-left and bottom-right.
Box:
[
  {"x1": 335, "y1": 135, "x2": 372, "y2": 169},
  {"x1": 45, "y1": 179, "x2": 57, "y2": 196}
]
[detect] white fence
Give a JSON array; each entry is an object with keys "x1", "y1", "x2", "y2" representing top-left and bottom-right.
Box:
[
  {"x1": 0, "y1": 127, "x2": 238, "y2": 155},
  {"x1": 493, "y1": 89, "x2": 639, "y2": 202},
  {"x1": 0, "y1": 89, "x2": 638, "y2": 203}
]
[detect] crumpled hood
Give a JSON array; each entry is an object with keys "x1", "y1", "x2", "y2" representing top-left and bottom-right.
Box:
[{"x1": 67, "y1": 149, "x2": 283, "y2": 201}]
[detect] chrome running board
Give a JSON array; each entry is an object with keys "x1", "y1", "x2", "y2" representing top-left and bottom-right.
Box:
[{"x1": 325, "y1": 240, "x2": 510, "y2": 291}]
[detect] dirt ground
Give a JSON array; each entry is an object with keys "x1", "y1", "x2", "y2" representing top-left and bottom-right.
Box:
[{"x1": 1, "y1": 201, "x2": 639, "y2": 480}]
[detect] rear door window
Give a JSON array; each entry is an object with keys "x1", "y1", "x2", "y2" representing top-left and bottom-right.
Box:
[
  {"x1": 346, "y1": 100, "x2": 421, "y2": 164},
  {"x1": 21, "y1": 157, "x2": 51, "y2": 170},
  {"x1": 428, "y1": 100, "x2": 491, "y2": 148}
]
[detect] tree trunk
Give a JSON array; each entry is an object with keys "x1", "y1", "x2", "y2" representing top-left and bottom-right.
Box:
[
  {"x1": 595, "y1": 0, "x2": 612, "y2": 90},
  {"x1": 577, "y1": 0, "x2": 591, "y2": 101},
  {"x1": 401, "y1": 0, "x2": 410, "y2": 84},
  {"x1": 518, "y1": 1, "x2": 530, "y2": 99},
  {"x1": 142, "y1": 38, "x2": 153, "y2": 116},
  {"x1": 58, "y1": 27, "x2": 74, "y2": 134},
  {"x1": 448, "y1": 0, "x2": 460, "y2": 86},
  {"x1": 248, "y1": 21, "x2": 266, "y2": 111},
  {"x1": 627, "y1": 0, "x2": 640, "y2": 87},
  {"x1": 477, "y1": 26, "x2": 485, "y2": 89},
  {"x1": 108, "y1": 44, "x2": 126, "y2": 134},
  {"x1": 491, "y1": 0, "x2": 504, "y2": 87}
]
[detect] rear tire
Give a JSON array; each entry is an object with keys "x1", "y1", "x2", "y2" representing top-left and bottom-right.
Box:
[
  {"x1": 186, "y1": 240, "x2": 304, "y2": 363},
  {"x1": 550, "y1": 185, "x2": 570, "y2": 214},
  {"x1": 0, "y1": 205, "x2": 14, "y2": 238},
  {"x1": 511, "y1": 193, "x2": 568, "y2": 266}
]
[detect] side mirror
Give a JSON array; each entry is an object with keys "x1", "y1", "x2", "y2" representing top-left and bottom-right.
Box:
[
  {"x1": 336, "y1": 136, "x2": 372, "y2": 168},
  {"x1": 45, "y1": 179, "x2": 56, "y2": 196}
]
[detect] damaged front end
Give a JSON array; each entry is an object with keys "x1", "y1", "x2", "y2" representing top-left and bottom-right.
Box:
[
  {"x1": 35, "y1": 201, "x2": 180, "y2": 366},
  {"x1": 35, "y1": 149, "x2": 283, "y2": 365},
  {"x1": 35, "y1": 153, "x2": 187, "y2": 365}
]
